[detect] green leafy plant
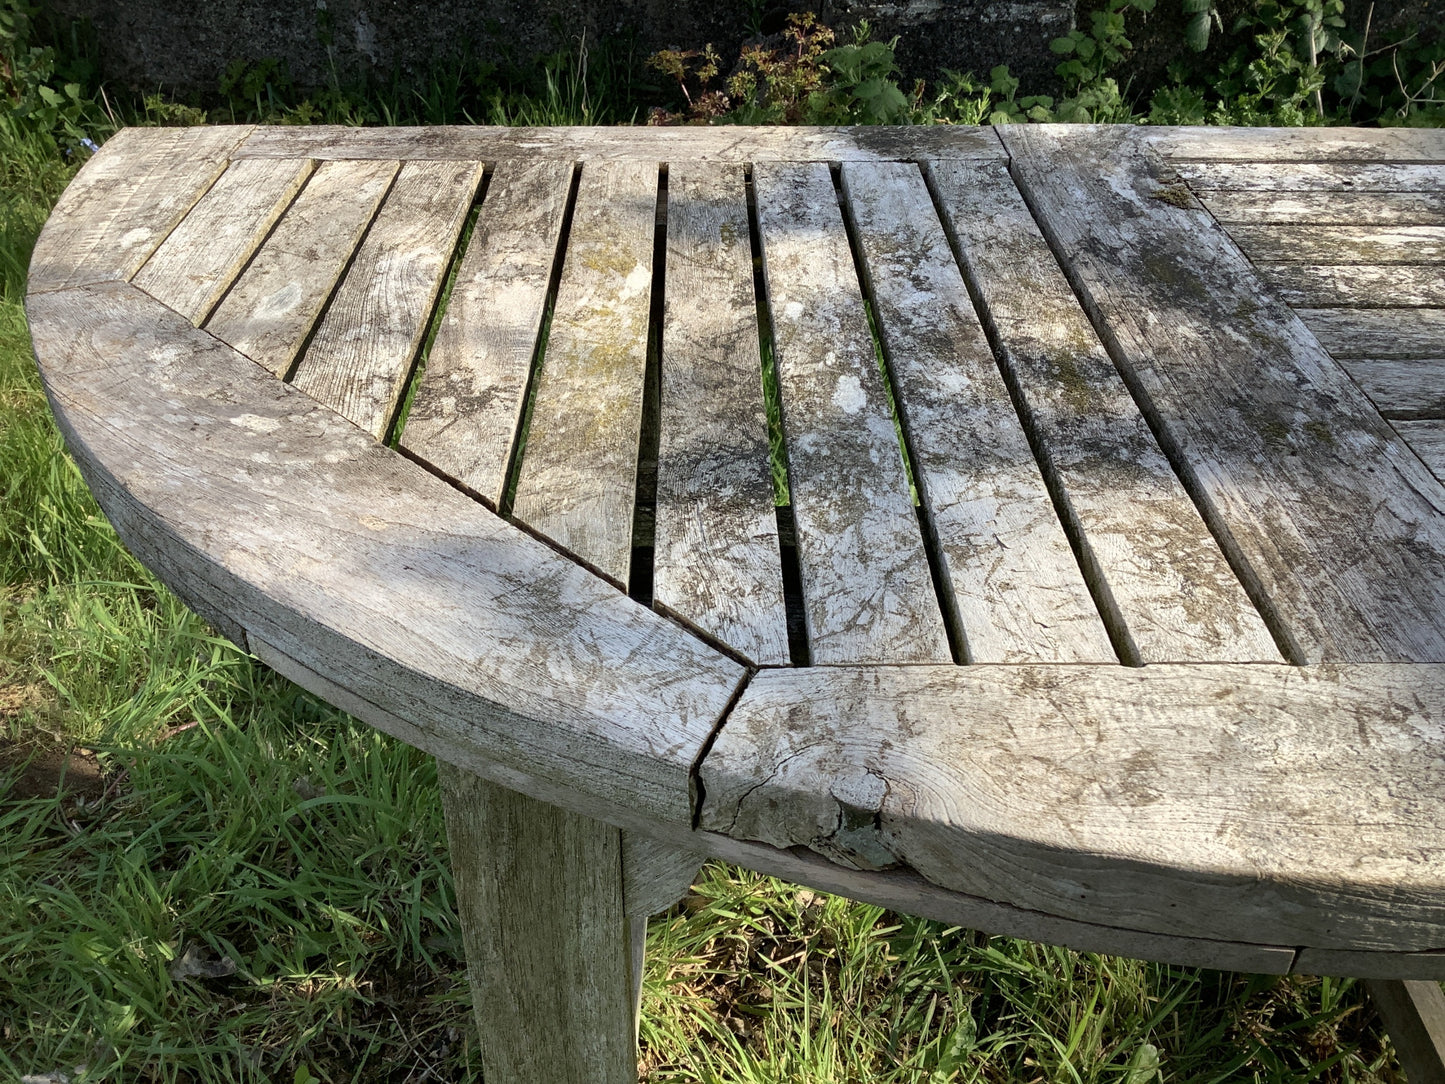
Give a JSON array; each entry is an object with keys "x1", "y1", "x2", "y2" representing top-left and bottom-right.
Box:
[{"x1": 1048, "y1": 0, "x2": 1157, "y2": 121}]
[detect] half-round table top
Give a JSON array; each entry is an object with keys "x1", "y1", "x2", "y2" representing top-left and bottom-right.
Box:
[{"x1": 26, "y1": 121, "x2": 1445, "y2": 980}]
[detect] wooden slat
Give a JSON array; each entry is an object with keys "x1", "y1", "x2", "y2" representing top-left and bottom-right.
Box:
[
  {"x1": 928, "y1": 158, "x2": 1279, "y2": 664},
  {"x1": 235, "y1": 124, "x2": 1006, "y2": 163},
  {"x1": 206, "y1": 158, "x2": 399, "y2": 375},
  {"x1": 29, "y1": 126, "x2": 249, "y2": 293},
  {"x1": 291, "y1": 159, "x2": 483, "y2": 439},
  {"x1": 399, "y1": 158, "x2": 573, "y2": 505},
  {"x1": 1202, "y1": 190, "x2": 1445, "y2": 226},
  {"x1": 753, "y1": 161, "x2": 950, "y2": 665},
  {"x1": 1299, "y1": 308, "x2": 1445, "y2": 359},
  {"x1": 1002, "y1": 124, "x2": 1445, "y2": 664},
  {"x1": 1146, "y1": 126, "x2": 1445, "y2": 163},
  {"x1": 132, "y1": 157, "x2": 313, "y2": 324},
  {"x1": 698, "y1": 662, "x2": 1445, "y2": 951},
  {"x1": 653, "y1": 162, "x2": 789, "y2": 664},
  {"x1": 1258, "y1": 264, "x2": 1445, "y2": 308},
  {"x1": 1230, "y1": 224, "x2": 1445, "y2": 265},
  {"x1": 1366, "y1": 980, "x2": 1445, "y2": 1084},
  {"x1": 1299, "y1": 949, "x2": 1445, "y2": 980},
  {"x1": 839, "y1": 160, "x2": 1113, "y2": 664},
  {"x1": 1344, "y1": 359, "x2": 1445, "y2": 419},
  {"x1": 1396, "y1": 420, "x2": 1445, "y2": 480},
  {"x1": 1174, "y1": 161, "x2": 1445, "y2": 193},
  {"x1": 28, "y1": 279, "x2": 745, "y2": 828},
  {"x1": 511, "y1": 160, "x2": 658, "y2": 587}
]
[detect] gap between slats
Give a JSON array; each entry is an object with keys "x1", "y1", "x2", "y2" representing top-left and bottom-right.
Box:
[{"x1": 628, "y1": 164, "x2": 667, "y2": 607}]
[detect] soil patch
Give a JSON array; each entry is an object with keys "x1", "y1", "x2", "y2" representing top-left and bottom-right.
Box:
[{"x1": 0, "y1": 738, "x2": 106, "y2": 802}]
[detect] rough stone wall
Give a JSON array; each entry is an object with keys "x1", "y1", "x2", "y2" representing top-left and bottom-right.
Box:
[{"x1": 45, "y1": 0, "x2": 1077, "y2": 97}]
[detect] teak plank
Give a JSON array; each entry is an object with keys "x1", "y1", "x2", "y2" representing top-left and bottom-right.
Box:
[
  {"x1": 511, "y1": 160, "x2": 658, "y2": 587},
  {"x1": 1230, "y1": 224, "x2": 1445, "y2": 265},
  {"x1": 206, "y1": 158, "x2": 399, "y2": 375},
  {"x1": 1201, "y1": 190, "x2": 1445, "y2": 226},
  {"x1": 698, "y1": 662, "x2": 1445, "y2": 951},
  {"x1": 292, "y1": 160, "x2": 482, "y2": 439},
  {"x1": 838, "y1": 160, "x2": 1113, "y2": 664},
  {"x1": 1299, "y1": 307, "x2": 1445, "y2": 359},
  {"x1": 752, "y1": 161, "x2": 950, "y2": 665},
  {"x1": 1365, "y1": 980, "x2": 1445, "y2": 1084},
  {"x1": 1146, "y1": 126, "x2": 1445, "y2": 162},
  {"x1": 1257, "y1": 264, "x2": 1445, "y2": 308},
  {"x1": 1173, "y1": 161, "x2": 1445, "y2": 193},
  {"x1": 29, "y1": 126, "x2": 249, "y2": 294},
  {"x1": 1396, "y1": 420, "x2": 1445, "y2": 481},
  {"x1": 928, "y1": 158, "x2": 1278, "y2": 664},
  {"x1": 1343, "y1": 359, "x2": 1445, "y2": 419},
  {"x1": 235, "y1": 123, "x2": 1006, "y2": 163},
  {"x1": 29, "y1": 279, "x2": 745, "y2": 828},
  {"x1": 399, "y1": 158, "x2": 573, "y2": 505},
  {"x1": 1003, "y1": 124, "x2": 1445, "y2": 664},
  {"x1": 132, "y1": 157, "x2": 313, "y2": 324},
  {"x1": 1300, "y1": 949, "x2": 1445, "y2": 980},
  {"x1": 654, "y1": 162, "x2": 790, "y2": 664}
]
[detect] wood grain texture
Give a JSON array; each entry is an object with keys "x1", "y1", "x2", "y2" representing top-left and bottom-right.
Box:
[
  {"x1": 1173, "y1": 161, "x2": 1445, "y2": 193},
  {"x1": 1396, "y1": 420, "x2": 1445, "y2": 480},
  {"x1": 1344, "y1": 360, "x2": 1445, "y2": 419},
  {"x1": 1366, "y1": 980, "x2": 1445, "y2": 1084},
  {"x1": 292, "y1": 159, "x2": 482, "y2": 438},
  {"x1": 1146, "y1": 125, "x2": 1445, "y2": 162},
  {"x1": 439, "y1": 765, "x2": 637, "y2": 1084},
  {"x1": 398, "y1": 158, "x2": 573, "y2": 504},
  {"x1": 29, "y1": 279, "x2": 745, "y2": 829},
  {"x1": 206, "y1": 158, "x2": 399, "y2": 375},
  {"x1": 234, "y1": 123, "x2": 1005, "y2": 163},
  {"x1": 1230, "y1": 224, "x2": 1445, "y2": 264},
  {"x1": 698, "y1": 663, "x2": 1445, "y2": 951},
  {"x1": 1003, "y1": 124, "x2": 1445, "y2": 664},
  {"x1": 621, "y1": 833, "x2": 703, "y2": 917},
  {"x1": 510, "y1": 160, "x2": 658, "y2": 588},
  {"x1": 1257, "y1": 264, "x2": 1445, "y2": 308},
  {"x1": 29, "y1": 125, "x2": 248, "y2": 293},
  {"x1": 1201, "y1": 190, "x2": 1445, "y2": 226},
  {"x1": 1299, "y1": 307, "x2": 1445, "y2": 359},
  {"x1": 132, "y1": 157, "x2": 313, "y2": 324},
  {"x1": 1299, "y1": 948, "x2": 1445, "y2": 980},
  {"x1": 839, "y1": 160, "x2": 1113, "y2": 664},
  {"x1": 653, "y1": 162, "x2": 789, "y2": 664},
  {"x1": 928, "y1": 158, "x2": 1278, "y2": 664},
  {"x1": 753, "y1": 161, "x2": 950, "y2": 665}
]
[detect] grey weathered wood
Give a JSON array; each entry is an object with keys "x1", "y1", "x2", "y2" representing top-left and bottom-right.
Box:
[
  {"x1": 653, "y1": 162, "x2": 790, "y2": 664},
  {"x1": 29, "y1": 125, "x2": 249, "y2": 294},
  {"x1": 698, "y1": 662, "x2": 1445, "y2": 951},
  {"x1": 1366, "y1": 980, "x2": 1445, "y2": 1084},
  {"x1": 291, "y1": 159, "x2": 482, "y2": 438},
  {"x1": 1173, "y1": 161, "x2": 1445, "y2": 193},
  {"x1": 1201, "y1": 190, "x2": 1445, "y2": 226},
  {"x1": 928, "y1": 158, "x2": 1279, "y2": 664},
  {"x1": 1299, "y1": 308, "x2": 1445, "y2": 359},
  {"x1": 132, "y1": 157, "x2": 313, "y2": 324},
  {"x1": 839, "y1": 160, "x2": 1113, "y2": 664},
  {"x1": 28, "y1": 280, "x2": 745, "y2": 829},
  {"x1": 1258, "y1": 264, "x2": 1445, "y2": 308},
  {"x1": 1343, "y1": 360, "x2": 1445, "y2": 419},
  {"x1": 1396, "y1": 420, "x2": 1445, "y2": 480},
  {"x1": 1003, "y1": 124, "x2": 1445, "y2": 664},
  {"x1": 1299, "y1": 948, "x2": 1445, "y2": 980},
  {"x1": 1230, "y1": 224, "x2": 1445, "y2": 265},
  {"x1": 1146, "y1": 125, "x2": 1445, "y2": 163},
  {"x1": 439, "y1": 763, "x2": 637, "y2": 1084},
  {"x1": 753, "y1": 161, "x2": 950, "y2": 665},
  {"x1": 398, "y1": 158, "x2": 573, "y2": 505},
  {"x1": 510, "y1": 160, "x2": 659, "y2": 587},
  {"x1": 206, "y1": 158, "x2": 399, "y2": 375},
  {"x1": 234, "y1": 123, "x2": 1006, "y2": 163}
]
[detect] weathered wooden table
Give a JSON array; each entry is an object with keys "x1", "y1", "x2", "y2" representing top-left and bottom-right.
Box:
[{"x1": 26, "y1": 123, "x2": 1445, "y2": 1081}]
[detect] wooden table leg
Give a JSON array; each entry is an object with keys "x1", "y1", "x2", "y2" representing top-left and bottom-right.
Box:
[
  {"x1": 1367, "y1": 979, "x2": 1445, "y2": 1084},
  {"x1": 438, "y1": 762, "x2": 700, "y2": 1082}
]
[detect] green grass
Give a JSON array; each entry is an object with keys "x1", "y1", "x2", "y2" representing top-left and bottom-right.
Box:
[{"x1": 0, "y1": 30, "x2": 1423, "y2": 1083}]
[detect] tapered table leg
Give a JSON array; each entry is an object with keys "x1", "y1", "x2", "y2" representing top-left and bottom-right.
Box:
[
  {"x1": 1367, "y1": 979, "x2": 1445, "y2": 1084},
  {"x1": 439, "y1": 763, "x2": 637, "y2": 1084}
]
